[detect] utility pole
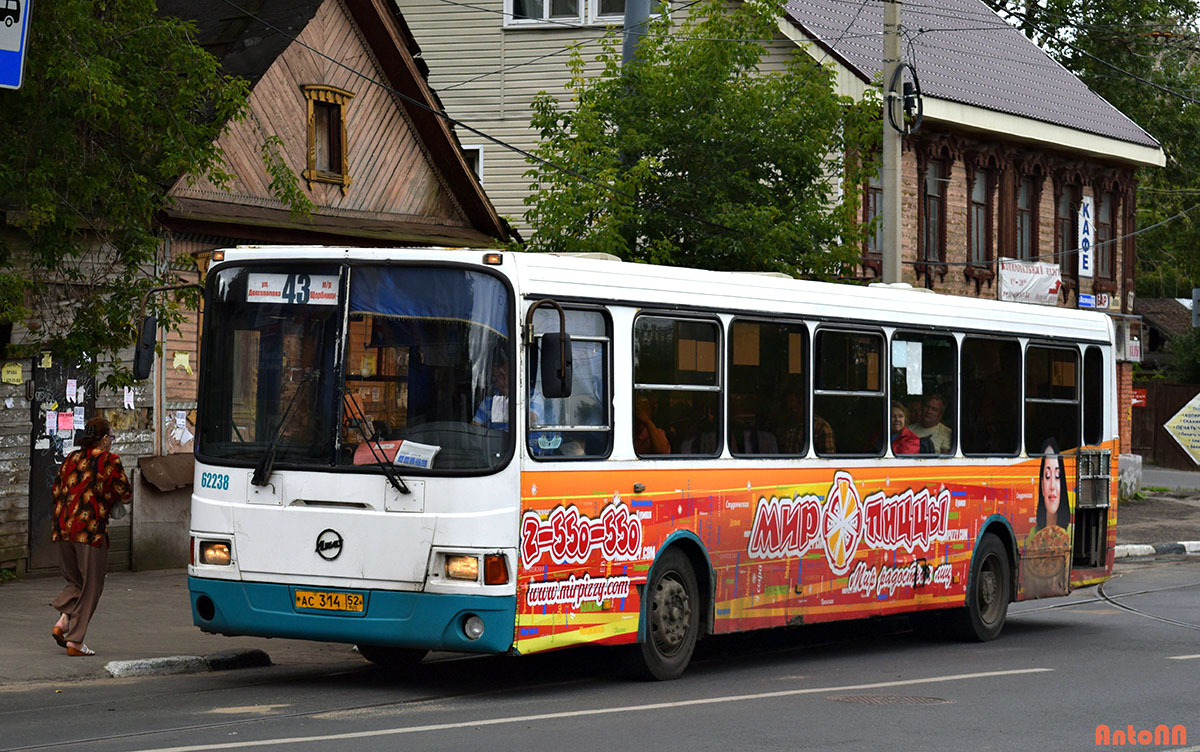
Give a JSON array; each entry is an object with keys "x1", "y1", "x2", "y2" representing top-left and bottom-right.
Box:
[
  {"x1": 881, "y1": 0, "x2": 903, "y2": 283},
  {"x1": 623, "y1": 0, "x2": 651, "y2": 68}
]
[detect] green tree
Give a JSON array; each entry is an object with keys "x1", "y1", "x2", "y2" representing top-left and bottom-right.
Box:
[
  {"x1": 0, "y1": 0, "x2": 309, "y2": 385},
  {"x1": 521, "y1": 0, "x2": 880, "y2": 277},
  {"x1": 983, "y1": 0, "x2": 1200, "y2": 299}
]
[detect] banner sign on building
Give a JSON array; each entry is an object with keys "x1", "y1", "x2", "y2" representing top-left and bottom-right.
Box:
[
  {"x1": 1078, "y1": 195, "x2": 1094, "y2": 279},
  {"x1": 998, "y1": 259, "x2": 1062, "y2": 305}
]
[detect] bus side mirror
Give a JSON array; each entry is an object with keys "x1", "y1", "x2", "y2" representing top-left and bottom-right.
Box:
[
  {"x1": 132, "y1": 315, "x2": 157, "y2": 380},
  {"x1": 540, "y1": 332, "x2": 572, "y2": 398}
]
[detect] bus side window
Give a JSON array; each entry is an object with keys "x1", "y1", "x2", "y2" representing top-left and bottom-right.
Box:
[
  {"x1": 814, "y1": 329, "x2": 886, "y2": 456},
  {"x1": 633, "y1": 315, "x2": 721, "y2": 457},
  {"x1": 890, "y1": 331, "x2": 956, "y2": 456},
  {"x1": 728, "y1": 319, "x2": 806, "y2": 457},
  {"x1": 961, "y1": 337, "x2": 1021, "y2": 455},
  {"x1": 527, "y1": 307, "x2": 612, "y2": 460},
  {"x1": 1024, "y1": 344, "x2": 1080, "y2": 454}
]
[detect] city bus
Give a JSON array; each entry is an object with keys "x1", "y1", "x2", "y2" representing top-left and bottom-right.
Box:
[{"x1": 169, "y1": 247, "x2": 1117, "y2": 680}]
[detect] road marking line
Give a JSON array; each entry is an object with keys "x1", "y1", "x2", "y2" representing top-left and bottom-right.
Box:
[
  {"x1": 132, "y1": 668, "x2": 1053, "y2": 752},
  {"x1": 1167, "y1": 654, "x2": 1200, "y2": 660}
]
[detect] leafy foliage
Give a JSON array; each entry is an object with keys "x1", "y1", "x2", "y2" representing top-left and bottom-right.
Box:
[
  {"x1": 0, "y1": 0, "x2": 248, "y2": 385},
  {"x1": 983, "y1": 0, "x2": 1200, "y2": 299},
  {"x1": 1164, "y1": 327, "x2": 1200, "y2": 384},
  {"x1": 521, "y1": 0, "x2": 880, "y2": 277}
]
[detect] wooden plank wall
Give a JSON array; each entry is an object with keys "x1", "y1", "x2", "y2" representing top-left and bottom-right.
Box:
[{"x1": 171, "y1": 0, "x2": 470, "y2": 232}]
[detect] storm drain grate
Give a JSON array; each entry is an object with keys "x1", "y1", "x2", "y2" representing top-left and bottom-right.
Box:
[{"x1": 828, "y1": 695, "x2": 953, "y2": 706}]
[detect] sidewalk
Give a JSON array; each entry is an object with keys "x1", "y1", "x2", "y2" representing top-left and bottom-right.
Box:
[
  {"x1": 0, "y1": 568, "x2": 363, "y2": 688},
  {"x1": 2, "y1": 480, "x2": 1198, "y2": 689}
]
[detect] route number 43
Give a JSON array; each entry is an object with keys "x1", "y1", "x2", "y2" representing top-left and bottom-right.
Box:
[{"x1": 280, "y1": 274, "x2": 312, "y2": 304}]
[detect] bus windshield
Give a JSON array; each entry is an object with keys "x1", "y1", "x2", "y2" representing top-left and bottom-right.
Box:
[{"x1": 197, "y1": 263, "x2": 513, "y2": 474}]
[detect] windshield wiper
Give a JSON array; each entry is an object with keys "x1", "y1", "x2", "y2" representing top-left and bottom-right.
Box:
[
  {"x1": 251, "y1": 371, "x2": 317, "y2": 487},
  {"x1": 341, "y1": 386, "x2": 411, "y2": 495}
]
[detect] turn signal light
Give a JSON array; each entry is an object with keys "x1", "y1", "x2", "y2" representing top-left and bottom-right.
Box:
[
  {"x1": 445, "y1": 555, "x2": 479, "y2": 581},
  {"x1": 199, "y1": 541, "x2": 231, "y2": 566},
  {"x1": 483, "y1": 252, "x2": 503, "y2": 265},
  {"x1": 484, "y1": 554, "x2": 508, "y2": 585}
]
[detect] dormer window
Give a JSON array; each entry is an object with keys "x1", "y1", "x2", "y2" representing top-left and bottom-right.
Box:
[{"x1": 302, "y1": 85, "x2": 354, "y2": 193}]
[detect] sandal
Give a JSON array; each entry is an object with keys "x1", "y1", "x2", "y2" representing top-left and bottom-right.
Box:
[
  {"x1": 66, "y1": 643, "x2": 95, "y2": 657},
  {"x1": 51, "y1": 624, "x2": 66, "y2": 648}
]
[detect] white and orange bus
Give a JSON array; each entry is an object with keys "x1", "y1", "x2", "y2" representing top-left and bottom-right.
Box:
[{"x1": 175, "y1": 247, "x2": 1116, "y2": 679}]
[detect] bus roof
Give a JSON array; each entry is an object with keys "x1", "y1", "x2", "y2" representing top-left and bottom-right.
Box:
[{"x1": 215, "y1": 246, "x2": 1114, "y2": 344}]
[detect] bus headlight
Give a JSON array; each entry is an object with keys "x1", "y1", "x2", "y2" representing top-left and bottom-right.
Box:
[
  {"x1": 445, "y1": 554, "x2": 479, "y2": 581},
  {"x1": 199, "y1": 541, "x2": 232, "y2": 566}
]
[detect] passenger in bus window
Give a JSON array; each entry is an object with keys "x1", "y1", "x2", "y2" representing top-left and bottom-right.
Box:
[
  {"x1": 633, "y1": 398, "x2": 671, "y2": 455},
  {"x1": 813, "y1": 414, "x2": 836, "y2": 454},
  {"x1": 906, "y1": 393, "x2": 951, "y2": 454},
  {"x1": 472, "y1": 354, "x2": 509, "y2": 431},
  {"x1": 776, "y1": 388, "x2": 813, "y2": 454},
  {"x1": 890, "y1": 401, "x2": 920, "y2": 455}
]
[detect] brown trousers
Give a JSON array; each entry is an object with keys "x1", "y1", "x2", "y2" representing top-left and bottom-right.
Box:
[{"x1": 50, "y1": 540, "x2": 108, "y2": 644}]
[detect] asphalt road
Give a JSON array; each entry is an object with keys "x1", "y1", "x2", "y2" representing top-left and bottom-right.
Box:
[{"x1": 2, "y1": 558, "x2": 1198, "y2": 752}]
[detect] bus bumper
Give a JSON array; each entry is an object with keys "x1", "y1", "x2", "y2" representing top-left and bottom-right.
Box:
[{"x1": 188, "y1": 577, "x2": 516, "y2": 654}]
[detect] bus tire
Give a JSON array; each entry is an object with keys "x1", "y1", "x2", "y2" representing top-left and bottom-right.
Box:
[
  {"x1": 952, "y1": 532, "x2": 1010, "y2": 641},
  {"x1": 629, "y1": 547, "x2": 700, "y2": 681},
  {"x1": 357, "y1": 644, "x2": 428, "y2": 668}
]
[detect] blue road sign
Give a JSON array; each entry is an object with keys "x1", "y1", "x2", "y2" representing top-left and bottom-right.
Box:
[
  {"x1": 0, "y1": 0, "x2": 31, "y2": 90},
  {"x1": 1078, "y1": 294, "x2": 1096, "y2": 309}
]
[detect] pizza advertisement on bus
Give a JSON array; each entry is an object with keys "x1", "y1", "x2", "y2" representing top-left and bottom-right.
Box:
[{"x1": 515, "y1": 458, "x2": 1079, "y2": 654}]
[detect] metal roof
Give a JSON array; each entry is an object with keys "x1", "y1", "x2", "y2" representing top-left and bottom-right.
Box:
[{"x1": 784, "y1": 0, "x2": 1160, "y2": 150}]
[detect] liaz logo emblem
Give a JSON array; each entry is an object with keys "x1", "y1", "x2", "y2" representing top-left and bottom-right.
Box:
[{"x1": 315, "y1": 529, "x2": 343, "y2": 561}]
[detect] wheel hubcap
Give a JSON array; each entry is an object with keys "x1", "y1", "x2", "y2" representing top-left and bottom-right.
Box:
[
  {"x1": 978, "y1": 556, "x2": 1002, "y2": 624},
  {"x1": 651, "y1": 574, "x2": 691, "y2": 654}
]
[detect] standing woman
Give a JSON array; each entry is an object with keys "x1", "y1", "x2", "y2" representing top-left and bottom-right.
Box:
[{"x1": 49, "y1": 417, "x2": 131, "y2": 656}]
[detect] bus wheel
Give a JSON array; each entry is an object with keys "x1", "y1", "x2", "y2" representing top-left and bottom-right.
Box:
[
  {"x1": 952, "y1": 533, "x2": 1010, "y2": 641},
  {"x1": 357, "y1": 644, "x2": 428, "y2": 668},
  {"x1": 631, "y1": 548, "x2": 699, "y2": 681}
]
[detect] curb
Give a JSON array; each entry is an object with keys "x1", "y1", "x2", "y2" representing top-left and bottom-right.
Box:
[
  {"x1": 1114, "y1": 541, "x2": 1200, "y2": 559},
  {"x1": 104, "y1": 648, "x2": 271, "y2": 678}
]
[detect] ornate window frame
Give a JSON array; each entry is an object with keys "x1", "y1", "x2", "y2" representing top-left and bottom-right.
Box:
[{"x1": 302, "y1": 84, "x2": 354, "y2": 194}]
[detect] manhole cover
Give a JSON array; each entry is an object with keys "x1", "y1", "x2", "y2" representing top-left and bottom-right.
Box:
[{"x1": 828, "y1": 695, "x2": 953, "y2": 705}]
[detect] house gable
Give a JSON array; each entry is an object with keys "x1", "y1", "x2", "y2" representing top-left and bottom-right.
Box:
[{"x1": 164, "y1": 0, "x2": 506, "y2": 245}]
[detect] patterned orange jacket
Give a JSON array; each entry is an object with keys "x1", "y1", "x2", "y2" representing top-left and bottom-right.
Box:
[{"x1": 51, "y1": 447, "x2": 133, "y2": 547}]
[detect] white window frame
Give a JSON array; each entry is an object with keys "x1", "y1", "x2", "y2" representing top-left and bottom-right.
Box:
[
  {"x1": 503, "y1": 0, "x2": 627, "y2": 27},
  {"x1": 461, "y1": 145, "x2": 484, "y2": 180}
]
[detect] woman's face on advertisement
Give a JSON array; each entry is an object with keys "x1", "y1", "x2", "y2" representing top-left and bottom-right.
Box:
[{"x1": 1042, "y1": 459, "x2": 1061, "y2": 516}]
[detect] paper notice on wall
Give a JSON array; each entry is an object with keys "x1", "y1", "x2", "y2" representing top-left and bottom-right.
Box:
[
  {"x1": 39, "y1": 352, "x2": 52, "y2": 369},
  {"x1": 4, "y1": 398, "x2": 12, "y2": 409},
  {"x1": 124, "y1": 386, "x2": 135, "y2": 409},
  {"x1": 1, "y1": 362, "x2": 20, "y2": 384},
  {"x1": 173, "y1": 352, "x2": 193, "y2": 375},
  {"x1": 176, "y1": 410, "x2": 187, "y2": 429},
  {"x1": 45, "y1": 411, "x2": 56, "y2": 434},
  {"x1": 57, "y1": 412, "x2": 74, "y2": 431},
  {"x1": 34, "y1": 438, "x2": 48, "y2": 450},
  {"x1": 73, "y1": 406, "x2": 85, "y2": 429},
  {"x1": 66, "y1": 379, "x2": 77, "y2": 402}
]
